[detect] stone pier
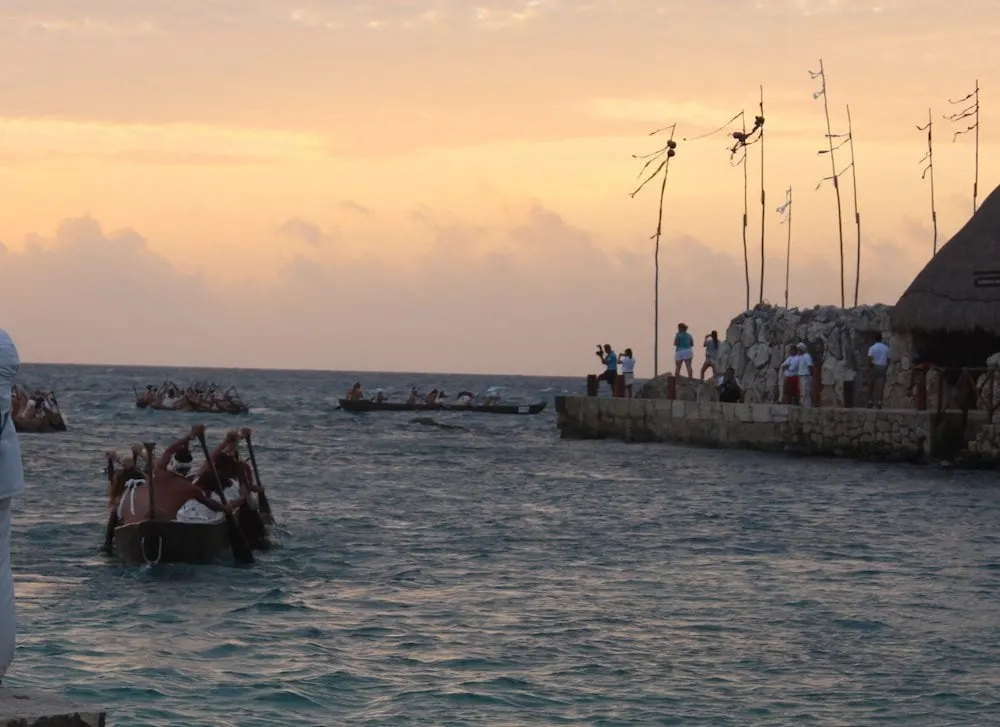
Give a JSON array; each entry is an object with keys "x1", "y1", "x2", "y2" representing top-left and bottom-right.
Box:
[
  {"x1": 555, "y1": 396, "x2": 997, "y2": 464},
  {"x1": 0, "y1": 687, "x2": 106, "y2": 726}
]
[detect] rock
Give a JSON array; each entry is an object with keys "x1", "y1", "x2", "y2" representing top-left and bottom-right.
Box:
[
  {"x1": 410, "y1": 417, "x2": 465, "y2": 431},
  {"x1": 714, "y1": 303, "x2": 900, "y2": 406},
  {"x1": 0, "y1": 687, "x2": 106, "y2": 727},
  {"x1": 987, "y1": 352, "x2": 1000, "y2": 369}
]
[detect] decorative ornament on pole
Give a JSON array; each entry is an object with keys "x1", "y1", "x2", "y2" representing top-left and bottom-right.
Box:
[
  {"x1": 630, "y1": 124, "x2": 679, "y2": 379},
  {"x1": 916, "y1": 109, "x2": 938, "y2": 256},
  {"x1": 777, "y1": 187, "x2": 792, "y2": 308},
  {"x1": 944, "y1": 80, "x2": 980, "y2": 215}
]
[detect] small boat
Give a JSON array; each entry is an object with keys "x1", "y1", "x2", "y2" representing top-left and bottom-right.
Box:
[
  {"x1": 104, "y1": 427, "x2": 273, "y2": 566},
  {"x1": 11, "y1": 386, "x2": 67, "y2": 433},
  {"x1": 13, "y1": 410, "x2": 67, "y2": 434},
  {"x1": 338, "y1": 399, "x2": 548, "y2": 415},
  {"x1": 134, "y1": 381, "x2": 250, "y2": 415}
]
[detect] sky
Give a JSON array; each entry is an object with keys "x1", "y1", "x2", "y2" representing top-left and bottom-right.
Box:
[{"x1": 0, "y1": 0, "x2": 998, "y2": 377}]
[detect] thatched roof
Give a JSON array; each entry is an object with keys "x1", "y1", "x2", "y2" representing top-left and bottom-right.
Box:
[{"x1": 892, "y1": 183, "x2": 1000, "y2": 335}]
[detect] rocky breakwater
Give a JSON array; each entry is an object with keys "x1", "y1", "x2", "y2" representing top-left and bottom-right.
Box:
[
  {"x1": 639, "y1": 303, "x2": 913, "y2": 407},
  {"x1": 718, "y1": 303, "x2": 900, "y2": 406}
]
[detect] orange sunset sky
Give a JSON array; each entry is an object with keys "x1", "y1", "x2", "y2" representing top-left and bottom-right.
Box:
[{"x1": 0, "y1": 0, "x2": 996, "y2": 376}]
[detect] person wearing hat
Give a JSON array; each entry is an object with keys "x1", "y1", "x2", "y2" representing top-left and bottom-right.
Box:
[
  {"x1": 796, "y1": 342, "x2": 815, "y2": 408},
  {"x1": 0, "y1": 328, "x2": 24, "y2": 681}
]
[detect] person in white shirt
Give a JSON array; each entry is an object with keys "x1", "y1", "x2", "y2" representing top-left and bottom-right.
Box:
[
  {"x1": 619, "y1": 348, "x2": 636, "y2": 398},
  {"x1": 780, "y1": 346, "x2": 801, "y2": 405},
  {"x1": 0, "y1": 328, "x2": 25, "y2": 681},
  {"x1": 796, "y1": 342, "x2": 815, "y2": 408},
  {"x1": 867, "y1": 334, "x2": 891, "y2": 409}
]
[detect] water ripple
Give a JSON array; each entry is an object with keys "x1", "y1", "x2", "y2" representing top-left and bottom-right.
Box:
[{"x1": 4, "y1": 364, "x2": 1000, "y2": 725}]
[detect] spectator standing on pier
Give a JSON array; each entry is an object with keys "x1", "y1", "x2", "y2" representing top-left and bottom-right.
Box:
[
  {"x1": 867, "y1": 334, "x2": 891, "y2": 409},
  {"x1": 700, "y1": 331, "x2": 720, "y2": 380},
  {"x1": 796, "y1": 342, "x2": 815, "y2": 408},
  {"x1": 781, "y1": 345, "x2": 801, "y2": 405},
  {"x1": 620, "y1": 348, "x2": 635, "y2": 398},
  {"x1": 596, "y1": 344, "x2": 618, "y2": 394},
  {"x1": 674, "y1": 323, "x2": 695, "y2": 378},
  {"x1": 0, "y1": 328, "x2": 24, "y2": 681}
]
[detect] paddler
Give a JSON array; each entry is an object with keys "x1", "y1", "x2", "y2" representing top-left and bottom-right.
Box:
[
  {"x1": 346, "y1": 382, "x2": 364, "y2": 400},
  {"x1": 112, "y1": 426, "x2": 246, "y2": 525}
]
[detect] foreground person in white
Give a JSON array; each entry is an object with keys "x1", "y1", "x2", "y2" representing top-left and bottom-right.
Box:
[{"x1": 0, "y1": 328, "x2": 24, "y2": 681}]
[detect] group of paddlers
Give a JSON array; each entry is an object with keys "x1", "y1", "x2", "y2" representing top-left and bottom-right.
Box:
[
  {"x1": 136, "y1": 380, "x2": 249, "y2": 414},
  {"x1": 103, "y1": 425, "x2": 272, "y2": 556},
  {"x1": 10, "y1": 385, "x2": 66, "y2": 432},
  {"x1": 345, "y1": 382, "x2": 502, "y2": 407}
]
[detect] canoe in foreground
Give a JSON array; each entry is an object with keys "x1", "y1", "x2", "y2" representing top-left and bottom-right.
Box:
[
  {"x1": 111, "y1": 505, "x2": 267, "y2": 565},
  {"x1": 113, "y1": 518, "x2": 232, "y2": 565},
  {"x1": 338, "y1": 399, "x2": 548, "y2": 415}
]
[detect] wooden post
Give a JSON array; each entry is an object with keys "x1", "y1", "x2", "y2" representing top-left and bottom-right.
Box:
[
  {"x1": 143, "y1": 442, "x2": 156, "y2": 520},
  {"x1": 666, "y1": 375, "x2": 677, "y2": 400},
  {"x1": 613, "y1": 375, "x2": 626, "y2": 398},
  {"x1": 586, "y1": 375, "x2": 598, "y2": 397}
]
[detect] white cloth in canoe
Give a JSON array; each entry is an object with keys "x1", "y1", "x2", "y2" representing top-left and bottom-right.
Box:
[
  {"x1": 175, "y1": 481, "x2": 244, "y2": 524},
  {"x1": 0, "y1": 497, "x2": 14, "y2": 679}
]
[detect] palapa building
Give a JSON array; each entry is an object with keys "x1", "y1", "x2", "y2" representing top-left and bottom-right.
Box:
[{"x1": 891, "y1": 183, "x2": 1000, "y2": 373}]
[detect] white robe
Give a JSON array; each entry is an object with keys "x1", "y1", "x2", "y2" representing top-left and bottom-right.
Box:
[{"x1": 0, "y1": 328, "x2": 22, "y2": 679}]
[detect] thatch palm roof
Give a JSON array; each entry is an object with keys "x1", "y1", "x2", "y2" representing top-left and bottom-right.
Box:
[{"x1": 892, "y1": 183, "x2": 1000, "y2": 335}]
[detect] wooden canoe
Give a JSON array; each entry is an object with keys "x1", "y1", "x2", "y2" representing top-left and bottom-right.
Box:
[
  {"x1": 13, "y1": 411, "x2": 67, "y2": 434},
  {"x1": 111, "y1": 506, "x2": 270, "y2": 565},
  {"x1": 338, "y1": 399, "x2": 547, "y2": 415}
]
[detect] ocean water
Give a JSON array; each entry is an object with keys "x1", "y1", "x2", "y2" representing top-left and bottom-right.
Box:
[{"x1": 4, "y1": 363, "x2": 1000, "y2": 726}]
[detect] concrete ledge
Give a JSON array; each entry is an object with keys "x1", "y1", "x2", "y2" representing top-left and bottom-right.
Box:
[
  {"x1": 1, "y1": 687, "x2": 106, "y2": 727},
  {"x1": 555, "y1": 395, "x2": 993, "y2": 464}
]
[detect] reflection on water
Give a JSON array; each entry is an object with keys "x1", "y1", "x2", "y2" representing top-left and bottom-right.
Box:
[{"x1": 5, "y1": 363, "x2": 1000, "y2": 726}]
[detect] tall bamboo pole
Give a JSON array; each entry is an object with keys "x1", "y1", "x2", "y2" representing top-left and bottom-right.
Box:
[
  {"x1": 917, "y1": 109, "x2": 938, "y2": 255},
  {"x1": 758, "y1": 86, "x2": 766, "y2": 305},
  {"x1": 846, "y1": 105, "x2": 861, "y2": 307},
  {"x1": 811, "y1": 59, "x2": 846, "y2": 308}
]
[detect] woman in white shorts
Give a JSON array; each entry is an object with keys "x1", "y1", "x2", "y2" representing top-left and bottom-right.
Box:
[{"x1": 674, "y1": 323, "x2": 695, "y2": 378}]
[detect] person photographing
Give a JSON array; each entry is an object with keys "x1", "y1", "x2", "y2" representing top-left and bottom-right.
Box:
[{"x1": 595, "y1": 344, "x2": 618, "y2": 394}]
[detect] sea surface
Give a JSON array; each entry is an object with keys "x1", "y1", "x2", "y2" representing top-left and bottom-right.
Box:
[{"x1": 4, "y1": 363, "x2": 1000, "y2": 726}]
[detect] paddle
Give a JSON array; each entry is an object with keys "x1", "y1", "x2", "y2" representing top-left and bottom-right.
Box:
[
  {"x1": 101, "y1": 451, "x2": 118, "y2": 555},
  {"x1": 232, "y1": 446, "x2": 270, "y2": 549},
  {"x1": 142, "y1": 442, "x2": 157, "y2": 520},
  {"x1": 196, "y1": 429, "x2": 255, "y2": 565},
  {"x1": 242, "y1": 430, "x2": 273, "y2": 520}
]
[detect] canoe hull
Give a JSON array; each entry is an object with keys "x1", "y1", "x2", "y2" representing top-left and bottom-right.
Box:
[
  {"x1": 338, "y1": 399, "x2": 547, "y2": 415},
  {"x1": 135, "y1": 400, "x2": 249, "y2": 415},
  {"x1": 113, "y1": 519, "x2": 233, "y2": 565},
  {"x1": 14, "y1": 412, "x2": 67, "y2": 434}
]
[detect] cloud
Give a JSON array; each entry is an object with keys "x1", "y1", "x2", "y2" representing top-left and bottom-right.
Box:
[
  {"x1": 0, "y1": 203, "x2": 928, "y2": 375},
  {"x1": 337, "y1": 200, "x2": 373, "y2": 217},
  {"x1": 278, "y1": 218, "x2": 338, "y2": 246}
]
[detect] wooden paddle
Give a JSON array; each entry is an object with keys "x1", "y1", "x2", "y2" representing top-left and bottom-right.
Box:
[
  {"x1": 232, "y1": 446, "x2": 270, "y2": 549},
  {"x1": 196, "y1": 430, "x2": 255, "y2": 565},
  {"x1": 242, "y1": 430, "x2": 273, "y2": 520},
  {"x1": 142, "y1": 442, "x2": 157, "y2": 520},
  {"x1": 101, "y1": 451, "x2": 118, "y2": 555}
]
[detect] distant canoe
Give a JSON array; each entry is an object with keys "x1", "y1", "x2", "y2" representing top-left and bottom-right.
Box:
[
  {"x1": 338, "y1": 399, "x2": 548, "y2": 415},
  {"x1": 14, "y1": 410, "x2": 67, "y2": 434},
  {"x1": 135, "y1": 399, "x2": 250, "y2": 415}
]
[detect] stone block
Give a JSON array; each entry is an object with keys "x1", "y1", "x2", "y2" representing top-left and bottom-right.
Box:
[
  {"x1": 672, "y1": 400, "x2": 686, "y2": 418},
  {"x1": 0, "y1": 688, "x2": 106, "y2": 727},
  {"x1": 734, "y1": 403, "x2": 752, "y2": 422}
]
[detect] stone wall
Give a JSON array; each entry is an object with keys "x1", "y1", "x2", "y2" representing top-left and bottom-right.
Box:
[
  {"x1": 714, "y1": 303, "x2": 916, "y2": 407},
  {"x1": 555, "y1": 395, "x2": 993, "y2": 464}
]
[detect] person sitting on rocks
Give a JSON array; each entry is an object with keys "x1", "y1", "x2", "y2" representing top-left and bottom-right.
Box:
[{"x1": 717, "y1": 367, "x2": 743, "y2": 403}]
